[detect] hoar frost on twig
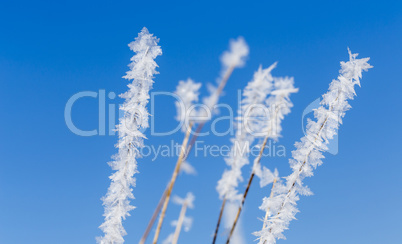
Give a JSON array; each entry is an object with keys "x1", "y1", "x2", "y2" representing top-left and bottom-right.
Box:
[
  {"x1": 254, "y1": 49, "x2": 372, "y2": 244},
  {"x1": 174, "y1": 79, "x2": 202, "y2": 174},
  {"x1": 225, "y1": 70, "x2": 298, "y2": 244},
  {"x1": 213, "y1": 64, "x2": 276, "y2": 243},
  {"x1": 216, "y1": 64, "x2": 277, "y2": 204},
  {"x1": 174, "y1": 78, "x2": 202, "y2": 131},
  {"x1": 149, "y1": 37, "x2": 249, "y2": 244},
  {"x1": 253, "y1": 75, "x2": 299, "y2": 187},
  {"x1": 97, "y1": 27, "x2": 162, "y2": 244},
  {"x1": 200, "y1": 37, "x2": 249, "y2": 119}
]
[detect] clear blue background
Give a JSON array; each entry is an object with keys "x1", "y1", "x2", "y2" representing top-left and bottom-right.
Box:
[{"x1": 1, "y1": 0, "x2": 401, "y2": 243}]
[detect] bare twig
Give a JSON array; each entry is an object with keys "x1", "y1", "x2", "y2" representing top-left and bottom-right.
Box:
[
  {"x1": 261, "y1": 177, "x2": 277, "y2": 244},
  {"x1": 152, "y1": 122, "x2": 193, "y2": 244},
  {"x1": 172, "y1": 201, "x2": 188, "y2": 244},
  {"x1": 139, "y1": 185, "x2": 168, "y2": 244},
  {"x1": 262, "y1": 177, "x2": 277, "y2": 230},
  {"x1": 185, "y1": 65, "x2": 235, "y2": 159},
  {"x1": 226, "y1": 129, "x2": 271, "y2": 244},
  {"x1": 266, "y1": 98, "x2": 338, "y2": 236},
  {"x1": 212, "y1": 196, "x2": 227, "y2": 244}
]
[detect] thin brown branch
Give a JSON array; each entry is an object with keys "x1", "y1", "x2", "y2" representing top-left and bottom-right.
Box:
[
  {"x1": 152, "y1": 122, "x2": 193, "y2": 244},
  {"x1": 172, "y1": 202, "x2": 188, "y2": 244},
  {"x1": 140, "y1": 65, "x2": 236, "y2": 244},
  {"x1": 184, "y1": 64, "x2": 235, "y2": 160},
  {"x1": 226, "y1": 130, "x2": 271, "y2": 244},
  {"x1": 212, "y1": 196, "x2": 227, "y2": 244},
  {"x1": 139, "y1": 185, "x2": 168, "y2": 244}
]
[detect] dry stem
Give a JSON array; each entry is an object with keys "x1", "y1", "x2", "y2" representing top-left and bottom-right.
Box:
[
  {"x1": 212, "y1": 196, "x2": 227, "y2": 244},
  {"x1": 260, "y1": 177, "x2": 277, "y2": 244},
  {"x1": 171, "y1": 202, "x2": 188, "y2": 244},
  {"x1": 266, "y1": 97, "x2": 339, "y2": 235},
  {"x1": 139, "y1": 185, "x2": 168, "y2": 244},
  {"x1": 185, "y1": 65, "x2": 235, "y2": 159},
  {"x1": 226, "y1": 129, "x2": 271, "y2": 244},
  {"x1": 262, "y1": 177, "x2": 277, "y2": 230},
  {"x1": 152, "y1": 122, "x2": 193, "y2": 244},
  {"x1": 140, "y1": 65, "x2": 235, "y2": 243}
]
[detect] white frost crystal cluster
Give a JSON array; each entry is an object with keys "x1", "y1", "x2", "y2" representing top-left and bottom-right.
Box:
[
  {"x1": 216, "y1": 64, "x2": 274, "y2": 202},
  {"x1": 97, "y1": 27, "x2": 162, "y2": 244},
  {"x1": 254, "y1": 49, "x2": 372, "y2": 244},
  {"x1": 217, "y1": 63, "x2": 298, "y2": 202},
  {"x1": 202, "y1": 37, "x2": 250, "y2": 117},
  {"x1": 221, "y1": 37, "x2": 249, "y2": 71},
  {"x1": 174, "y1": 78, "x2": 202, "y2": 128}
]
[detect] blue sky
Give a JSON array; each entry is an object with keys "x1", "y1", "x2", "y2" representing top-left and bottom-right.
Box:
[{"x1": 1, "y1": 0, "x2": 402, "y2": 243}]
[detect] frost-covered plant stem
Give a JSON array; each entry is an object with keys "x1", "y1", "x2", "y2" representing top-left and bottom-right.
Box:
[
  {"x1": 185, "y1": 64, "x2": 235, "y2": 157},
  {"x1": 171, "y1": 201, "x2": 188, "y2": 244},
  {"x1": 142, "y1": 68, "x2": 232, "y2": 244},
  {"x1": 153, "y1": 122, "x2": 194, "y2": 244},
  {"x1": 143, "y1": 38, "x2": 248, "y2": 244},
  {"x1": 152, "y1": 66, "x2": 234, "y2": 241},
  {"x1": 141, "y1": 38, "x2": 248, "y2": 244},
  {"x1": 186, "y1": 37, "x2": 248, "y2": 157},
  {"x1": 262, "y1": 177, "x2": 278, "y2": 231},
  {"x1": 255, "y1": 49, "x2": 372, "y2": 244},
  {"x1": 265, "y1": 105, "x2": 332, "y2": 240},
  {"x1": 213, "y1": 64, "x2": 279, "y2": 244},
  {"x1": 218, "y1": 74, "x2": 297, "y2": 244},
  {"x1": 141, "y1": 79, "x2": 200, "y2": 244},
  {"x1": 226, "y1": 102, "x2": 285, "y2": 243},
  {"x1": 97, "y1": 27, "x2": 161, "y2": 244},
  {"x1": 225, "y1": 128, "x2": 272, "y2": 244}
]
